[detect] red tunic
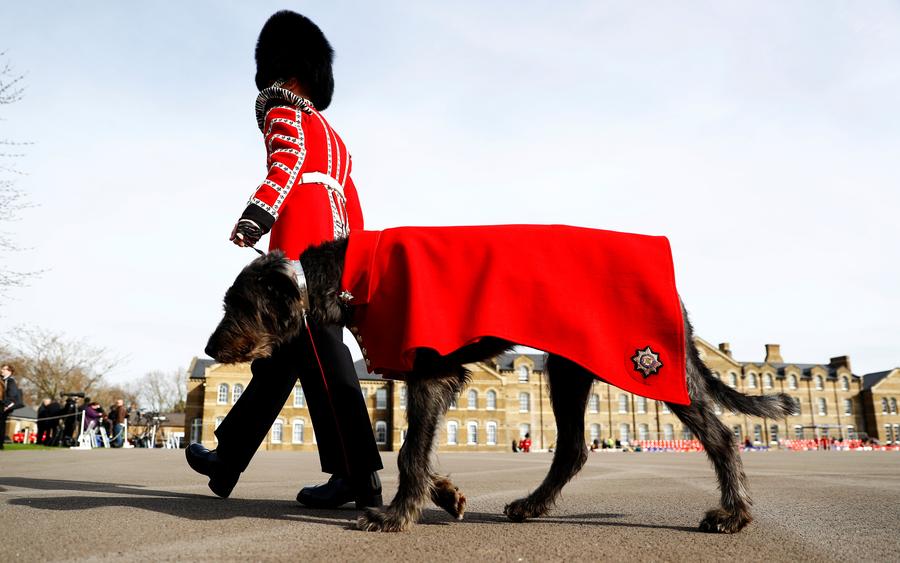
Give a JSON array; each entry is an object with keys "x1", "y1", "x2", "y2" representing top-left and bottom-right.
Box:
[
  {"x1": 340, "y1": 225, "x2": 689, "y2": 405},
  {"x1": 243, "y1": 87, "x2": 363, "y2": 260}
]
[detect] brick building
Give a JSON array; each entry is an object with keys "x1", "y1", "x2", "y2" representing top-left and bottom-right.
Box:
[{"x1": 184, "y1": 339, "x2": 898, "y2": 452}]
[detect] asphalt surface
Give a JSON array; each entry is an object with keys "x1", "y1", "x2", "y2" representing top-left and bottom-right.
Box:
[{"x1": 0, "y1": 448, "x2": 897, "y2": 562}]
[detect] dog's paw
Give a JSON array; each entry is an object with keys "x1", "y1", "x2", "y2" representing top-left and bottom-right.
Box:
[
  {"x1": 431, "y1": 477, "x2": 467, "y2": 520},
  {"x1": 504, "y1": 498, "x2": 543, "y2": 522},
  {"x1": 698, "y1": 508, "x2": 753, "y2": 534},
  {"x1": 357, "y1": 508, "x2": 412, "y2": 533}
]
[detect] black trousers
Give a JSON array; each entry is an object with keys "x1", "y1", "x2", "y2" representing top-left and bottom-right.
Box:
[{"x1": 215, "y1": 323, "x2": 383, "y2": 477}]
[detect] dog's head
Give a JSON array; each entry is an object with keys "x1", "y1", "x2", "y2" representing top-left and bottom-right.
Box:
[{"x1": 205, "y1": 251, "x2": 306, "y2": 364}]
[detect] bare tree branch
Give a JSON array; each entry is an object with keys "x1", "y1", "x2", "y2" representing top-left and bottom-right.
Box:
[{"x1": 130, "y1": 369, "x2": 188, "y2": 413}]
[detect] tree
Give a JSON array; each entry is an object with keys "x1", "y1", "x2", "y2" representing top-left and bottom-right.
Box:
[
  {"x1": 132, "y1": 369, "x2": 187, "y2": 413},
  {"x1": 3, "y1": 327, "x2": 121, "y2": 404},
  {"x1": 0, "y1": 53, "x2": 34, "y2": 292}
]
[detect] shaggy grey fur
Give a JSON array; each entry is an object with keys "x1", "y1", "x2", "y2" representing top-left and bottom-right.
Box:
[{"x1": 205, "y1": 243, "x2": 796, "y2": 534}]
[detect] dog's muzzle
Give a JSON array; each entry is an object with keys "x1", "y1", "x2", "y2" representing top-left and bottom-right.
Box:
[{"x1": 288, "y1": 260, "x2": 311, "y2": 325}]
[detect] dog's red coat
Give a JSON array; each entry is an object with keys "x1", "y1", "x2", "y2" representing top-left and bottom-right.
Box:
[{"x1": 341, "y1": 225, "x2": 689, "y2": 404}]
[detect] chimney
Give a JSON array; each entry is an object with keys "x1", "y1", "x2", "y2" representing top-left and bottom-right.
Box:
[
  {"x1": 718, "y1": 342, "x2": 732, "y2": 357},
  {"x1": 765, "y1": 344, "x2": 783, "y2": 364},
  {"x1": 829, "y1": 356, "x2": 851, "y2": 371}
]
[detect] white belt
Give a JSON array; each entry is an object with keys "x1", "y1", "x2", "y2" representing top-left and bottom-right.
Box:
[{"x1": 300, "y1": 172, "x2": 345, "y2": 200}]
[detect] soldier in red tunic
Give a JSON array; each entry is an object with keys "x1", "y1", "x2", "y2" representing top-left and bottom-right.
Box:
[{"x1": 187, "y1": 10, "x2": 383, "y2": 509}]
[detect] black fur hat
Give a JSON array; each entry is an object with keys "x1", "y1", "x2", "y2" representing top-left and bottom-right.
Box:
[{"x1": 255, "y1": 11, "x2": 335, "y2": 110}]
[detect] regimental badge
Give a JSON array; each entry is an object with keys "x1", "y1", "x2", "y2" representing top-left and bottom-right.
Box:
[
  {"x1": 632, "y1": 346, "x2": 663, "y2": 378},
  {"x1": 339, "y1": 290, "x2": 354, "y2": 304}
]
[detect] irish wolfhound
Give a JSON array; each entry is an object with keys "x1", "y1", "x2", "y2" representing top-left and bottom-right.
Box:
[{"x1": 205, "y1": 238, "x2": 795, "y2": 533}]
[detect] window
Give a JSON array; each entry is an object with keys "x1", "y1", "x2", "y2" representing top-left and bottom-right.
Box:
[
  {"x1": 293, "y1": 385, "x2": 305, "y2": 408},
  {"x1": 748, "y1": 373, "x2": 757, "y2": 389},
  {"x1": 519, "y1": 392, "x2": 530, "y2": 412},
  {"x1": 885, "y1": 425, "x2": 894, "y2": 444},
  {"x1": 793, "y1": 398, "x2": 801, "y2": 416},
  {"x1": 232, "y1": 383, "x2": 243, "y2": 405},
  {"x1": 682, "y1": 427, "x2": 693, "y2": 440},
  {"x1": 292, "y1": 420, "x2": 304, "y2": 443},
  {"x1": 841, "y1": 376, "x2": 849, "y2": 391},
  {"x1": 769, "y1": 424, "x2": 779, "y2": 443},
  {"x1": 519, "y1": 424, "x2": 531, "y2": 439},
  {"x1": 375, "y1": 421, "x2": 387, "y2": 444},
  {"x1": 639, "y1": 424, "x2": 650, "y2": 441},
  {"x1": 588, "y1": 394, "x2": 600, "y2": 413},
  {"x1": 788, "y1": 375, "x2": 798, "y2": 390},
  {"x1": 467, "y1": 422, "x2": 478, "y2": 445},
  {"x1": 467, "y1": 389, "x2": 478, "y2": 410},
  {"x1": 486, "y1": 390, "x2": 497, "y2": 410},
  {"x1": 486, "y1": 422, "x2": 498, "y2": 445},
  {"x1": 659, "y1": 401, "x2": 670, "y2": 414},
  {"x1": 753, "y1": 424, "x2": 763, "y2": 443},
  {"x1": 217, "y1": 383, "x2": 229, "y2": 404},
  {"x1": 815, "y1": 376, "x2": 824, "y2": 390},
  {"x1": 732, "y1": 426, "x2": 743, "y2": 441},
  {"x1": 729, "y1": 373, "x2": 738, "y2": 388},
  {"x1": 589, "y1": 423, "x2": 601, "y2": 442},
  {"x1": 272, "y1": 419, "x2": 284, "y2": 443},
  {"x1": 447, "y1": 421, "x2": 458, "y2": 445},
  {"x1": 214, "y1": 416, "x2": 224, "y2": 430},
  {"x1": 449, "y1": 394, "x2": 458, "y2": 410},
  {"x1": 817, "y1": 398, "x2": 827, "y2": 416},
  {"x1": 882, "y1": 398, "x2": 889, "y2": 414},
  {"x1": 636, "y1": 396, "x2": 647, "y2": 414},
  {"x1": 400, "y1": 428, "x2": 407, "y2": 444},
  {"x1": 891, "y1": 398, "x2": 898, "y2": 415},
  {"x1": 843, "y1": 399, "x2": 852, "y2": 416},
  {"x1": 618, "y1": 395, "x2": 628, "y2": 414},
  {"x1": 663, "y1": 424, "x2": 674, "y2": 440},
  {"x1": 763, "y1": 374, "x2": 773, "y2": 389},
  {"x1": 793, "y1": 425, "x2": 804, "y2": 439},
  {"x1": 399, "y1": 385, "x2": 407, "y2": 409},
  {"x1": 518, "y1": 365, "x2": 529, "y2": 383},
  {"x1": 375, "y1": 388, "x2": 388, "y2": 410},
  {"x1": 190, "y1": 418, "x2": 202, "y2": 444},
  {"x1": 618, "y1": 423, "x2": 631, "y2": 443}
]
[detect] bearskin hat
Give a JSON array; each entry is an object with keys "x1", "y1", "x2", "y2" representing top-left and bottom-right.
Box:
[{"x1": 255, "y1": 11, "x2": 335, "y2": 110}]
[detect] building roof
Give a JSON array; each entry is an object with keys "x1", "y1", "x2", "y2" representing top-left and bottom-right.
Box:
[
  {"x1": 8, "y1": 406, "x2": 36, "y2": 420},
  {"x1": 190, "y1": 358, "x2": 215, "y2": 380},
  {"x1": 158, "y1": 412, "x2": 185, "y2": 427},
  {"x1": 862, "y1": 369, "x2": 897, "y2": 390}
]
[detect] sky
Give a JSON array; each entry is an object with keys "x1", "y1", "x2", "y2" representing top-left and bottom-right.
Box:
[{"x1": 0, "y1": 1, "x2": 897, "y2": 386}]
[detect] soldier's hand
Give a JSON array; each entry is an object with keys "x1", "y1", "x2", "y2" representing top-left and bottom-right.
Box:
[{"x1": 230, "y1": 219, "x2": 263, "y2": 248}]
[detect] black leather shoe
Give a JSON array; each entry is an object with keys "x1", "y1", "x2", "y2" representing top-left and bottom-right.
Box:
[
  {"x1": 185, "y1": 443, "x2": 240, "y2": 499},
  {"x1": 296, "y1": 472, "x2": 382, "y2": 509}
]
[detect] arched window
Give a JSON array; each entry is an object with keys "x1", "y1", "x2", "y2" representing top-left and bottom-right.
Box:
[
  {"x1": 788, "y1": 375, "x2": 798, "y2": 390},
  {"x1": 882, "y1": 398, "x2": 889, "y2": 414},
  {"x1": 891, "y1": 398, "x2": 898, "y2": 415},
  {"x1": 375, "y1": 388, "x2": 388, "y2": 410},
  {"x1": 466, "y1": 421, "x2": 478, "y2": 445},
  {"x1": 293, "y1": 385, "x2": 304, "y2": 407},
  {"x1": 769, "y1": 424, "x2": 779, "y2": 443},
  {"x1": 843, "y1": 399, "x2": 852, "y2": 416},
  {"x1": 815, "y1": 376, "x2": 824, "y2": 390},
  {"x1": 486, "y1": 422, "x2": 498, "y2": 445},
  {"x1": 663, "y1": 424, "x2": 674, "y2": 440},
  {"x1": 763, "y1": 374, "x2": 773, "y2": 389},
  {"x1": 190, "y1": 418, "x2": 202, "y2": 444},
  {"x1": 449, "y1": 394, "x2": 458, "y2": 410},
  {"x1": 817, "y1": 398, "x2": 827, "y2": 416},
  {"x1": 292, "y1": 420, "x2": 305, "y2": 443},
  {"x1": 747, "y1": 373, "x2": 757, "y2": 389},
  {"x1": 732, "y1": 426, "x2": 743, "y2": 441},
  {"x1": 232, "y1": 383, "x2": 244, "y2": 405},
  {"x1": 729, "y1": 373, "x2": 738, "y2": 388},
  {"x1": 272, "y1": 419, "x2": 284, "y2": 443},
  {"x1": 639, "y1": 424, "x2": 650, "y2": 441},
  {"x1": 588, "y1": 394, "x2": 600, "y2": 413},
  {"x1": 618, "y1": 423, "x2": 631, "y2": 443},
  {"x1": 375, "y1": 421, "x2": 387, "y2": 444},
  {"x1": 519, "y1": 392, "x2": 530, "y2": 412},
  {"x1": 753, "y1": 424, "x2": 763, "y2": 443},
  {"x1": 636, "y1": 396, "x2": 647, "y2": 414},
  {"x1": 446, "y1": 421, "x2": 458, "y2": 445},
  {"x1": 589, "y1": 423, "x2": 601, "y2": 442},
  {"x1": 467, "y1": 389, "x2": 478, "y2": 410},
  {"x1": 518, "y1": 365, "x2": 529, "y2": 383},
  {"x1": 217, "y1": 383, "x2": 229, "y2": 404},
  {"x1": 399, "y1": 385, "x2": 407, "y2": 409},
  {"x1": 486, "y1": 390, "x2": 497, "y2": 410},
  {"x1": 618, "y1": 395, "x2": 628, "y2": 414},
  {"x1": 841, "y1": 376, "x2": 850, "y2": 391}
]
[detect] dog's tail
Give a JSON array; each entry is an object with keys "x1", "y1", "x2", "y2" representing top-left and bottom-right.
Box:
[{"x1": 701, "y1": 369, "x2": 797, "y2": 419}]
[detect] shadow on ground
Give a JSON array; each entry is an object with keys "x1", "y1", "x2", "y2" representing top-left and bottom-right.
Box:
[{"x1": 1, "y1": 477, "x2": 699, "y2": 533}]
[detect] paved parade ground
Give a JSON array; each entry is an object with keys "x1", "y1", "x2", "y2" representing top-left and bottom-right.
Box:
[{"x1": 1, "y1": 449, "x2": 898, "y2": 562}]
